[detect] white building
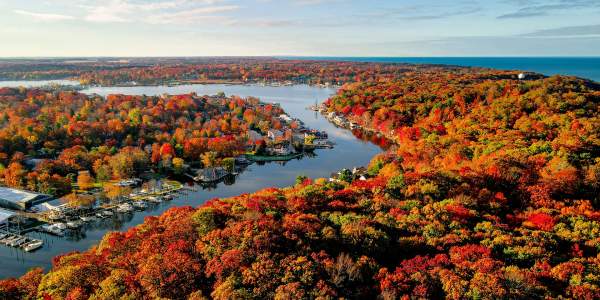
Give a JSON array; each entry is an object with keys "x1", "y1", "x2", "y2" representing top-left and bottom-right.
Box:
[
  {"x1": 0, "y1": 187, "x2": 53, "y2": 211},
  {"x1": 268, "y1": 130, "x2": 284, "y2": 140},
  {"x1": 268, "y1": 143, "x2": 293, "y2": 156},
  {"x1": 279, "y1": 114, "x2": 293, "y2": 123}
]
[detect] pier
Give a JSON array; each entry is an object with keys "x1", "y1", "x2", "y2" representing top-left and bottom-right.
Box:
[{"x1": 0, "y1": 180, "x2": 187, "y2": 248}]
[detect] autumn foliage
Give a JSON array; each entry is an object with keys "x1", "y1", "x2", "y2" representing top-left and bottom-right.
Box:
[
  {"x1": 1, "y1": 66, "x2": 600, "y2": 299},
  {"x1": 0, "y1": 89, "x2": 284, "y2": 196}
]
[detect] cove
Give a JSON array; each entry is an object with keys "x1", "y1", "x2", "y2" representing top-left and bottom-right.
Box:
[{"x1": 0, "y1": 83, "x2": 385, "y2": 278}]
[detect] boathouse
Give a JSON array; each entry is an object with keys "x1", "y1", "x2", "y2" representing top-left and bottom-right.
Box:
[
  {"x1": 0, "y1": 187, "x2": 53, "y2": 211},
  {"x1": 0, "y1": 208, "x2": 16, "y2": 226}
]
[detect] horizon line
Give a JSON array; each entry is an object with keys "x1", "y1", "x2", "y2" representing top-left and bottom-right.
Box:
[{"x1": 1, "y1": 55, "x2": 600, "y2": 59}]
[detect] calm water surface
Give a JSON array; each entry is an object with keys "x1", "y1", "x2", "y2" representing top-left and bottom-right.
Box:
[
  {"x1": 0, "y1": 83, "x2": 384, "y2": 278},
  {"x1": 284, "y1": 57, "x2": 600, "y2": 82}
]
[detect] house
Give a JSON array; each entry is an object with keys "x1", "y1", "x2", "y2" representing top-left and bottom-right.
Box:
[
  {"x1": 313, "y1": 139, "x2": 330, "y2": 147},
  {"x1": 305, "y1": 130, "x2": 328, "y2": 139},
  {"x1": 352, "y1": 167, "x2": 369, "y2": 181},
  {"x1": 279, "y1": 114, "x2": 293, "y2": 123},
  {"x1": 267, "y1": 129, "x2": 284, "y2": 140},
  {"x1": 0, "y1": 187, "x2": 53, "y2": 211},
  {"x1": 333, "y1": 115, "x2": 348, "y2": 126},
  {"x1": 268, "y1": 142, "x2": 293, "y2": 156}
]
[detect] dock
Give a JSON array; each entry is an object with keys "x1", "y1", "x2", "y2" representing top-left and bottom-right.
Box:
[{"x1": 0, "y1": 232, "x2": 43, "y2": 252}]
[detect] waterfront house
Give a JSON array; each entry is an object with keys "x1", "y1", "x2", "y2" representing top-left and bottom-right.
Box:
[
  {"x1": 279, "y1": 114, "x2": 293, "y2": 123},
  {"x1": 114, "y1": 178, "x2": 142, "y2": 187},
  {"x1": 268, "y1": 129, "x2": 284, "y2": 140},
  {"x1": 194, "y1": 167, "x2": 229, "y2": 183},
  {"x1": 268, "y1": 142, "x2": 293, "y2": 156}
]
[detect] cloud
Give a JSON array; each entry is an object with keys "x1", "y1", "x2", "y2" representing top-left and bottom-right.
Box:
[
  {"x1": 522, "y1": 24, "x2": 600, "y2": 37},
  {"x1": 293, "y1": 0, "x2": 341, "y2": 5},
  {"x1": 498, "y1": 0, "x2": 600, "y2": 19},
  {"x1": 399, "y1": 7, "x2": 481, "y2": 20},
  {"x1": 78, "y1": 0, "x2": 239, "y2": 24},
  {"x1": 145, "y1": 5, "x2": 240, "y2": 24},
  {"x1": 14, "y1": 9, "x2": 76, "y2": 21},
  {"x1": 82, "y1": 0, "x2": 182, "y2": 23},
  {"x1": 355, "y1": 3, "x2": 482, "y2": 21}
]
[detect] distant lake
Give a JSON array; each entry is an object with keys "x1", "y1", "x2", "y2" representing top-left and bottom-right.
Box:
[
  {"x1": 0, "y1": 83, "x2": 388, "y2": 278},
  {"x1": 281, "y1": 57, "x2": 600, "y2": 82}
]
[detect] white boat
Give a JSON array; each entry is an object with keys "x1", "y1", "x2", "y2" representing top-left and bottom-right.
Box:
[
  {"x1": 163, "y1": 195, "x2": 174, "y2": 201},
  {"x1": 41, "y1": 224, "x2": 65, "y2": 236},
  {"x1": 96, "y1": 212, "x2": 106, "y2": 218},
  {"x1": 132, "y1": 201, "x2": 147, "y2": 209},
  {"x1": 80, "y1": 215, "x2": 96, "y2": 222},
  {"x1": 66, "y1": 220, "x2": 83, "y2": 229},
  {"x1": 102, "y1": 210, "x2": 114, "y2": 217},
  {"x1": 4, "y1": 237, "x2": 17, "y2": 246},
  {"x1": 146, "y1": 196, "x2": 162, "y2": 203},
  {"x1": 23, "y1": 240, "x2": 43, "y2": 252},
  {"x1": 10, "y1": 237, "x2": 27, "y2": 247},
  {"x1": 2, "y1": 236, "x2": 17, "y2": 246},
  {"x1": 116, "y1": 203, "x2": 134, "y2": 213}
]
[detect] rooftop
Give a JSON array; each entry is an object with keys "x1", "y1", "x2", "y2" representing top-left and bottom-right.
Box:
[
  {"x1": 0, "y1": 187, "x2": 47, "y2": 204},
  {"x1": 0, "y1": 207, "x2": 16, "y2": 223}
]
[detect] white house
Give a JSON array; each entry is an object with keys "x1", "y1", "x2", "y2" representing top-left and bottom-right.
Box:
[
  {"x1": 279, "y1": 114, "x2": 293, "y2": 123},
  {"x1": 268, "y1": 142, "x2": 293, "y2": 156},
  {"x1": 267, "y1": 129, "x2": 284, "y2": 140}
]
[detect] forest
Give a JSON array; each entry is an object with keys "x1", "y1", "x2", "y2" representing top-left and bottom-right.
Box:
[
  {"x1": 0, "y1": 87, "x2": 286, "y2": 196},
  {"x1": 1, "y1": 57, "x2": 532, "y2": 87},
  {"x1": 1, "y1": 67, "x2": 599, "y2": 299}
]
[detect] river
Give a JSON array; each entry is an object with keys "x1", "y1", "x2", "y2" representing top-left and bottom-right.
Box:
[{"x1": 0, "y1": 82, "x2": 384, "y2": 278}]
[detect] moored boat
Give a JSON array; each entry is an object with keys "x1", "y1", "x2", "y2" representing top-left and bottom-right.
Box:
[
  {"x1": 23, "y1": 240, "x2": 43, "y2": 252},
  {"x1": 132, "y1": 201, "x2": 148, "y2": 210},
  {"x1": 66, "y1": 220, "x2": 83, "y2": 229},
  {"x1": 80, "y1": 215, "x2": 96, "y2": 222},
  {"x1": 116, "y1": 203, "x2": 134, "y2": 213}
]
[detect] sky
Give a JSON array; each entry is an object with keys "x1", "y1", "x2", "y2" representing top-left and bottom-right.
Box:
[{"x1": 0, "y1": 0, "x2": 599, "y2": 57}]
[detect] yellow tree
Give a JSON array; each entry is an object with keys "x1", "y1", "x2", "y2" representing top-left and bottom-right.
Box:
[
  {"x1": 172, "y1": 157, "x2": 185, "y2": 174},
  {"x1": 201, "y1": 151, "x2": 218, "y2": 168},
  {"x1": 62, "y1": 193, "x2": 96, "y2": 208},
  {"x1": 77, "y1": 171, "x2": 94, "y2": 190},
  {"x1": 104, "y1": 185, "x2": 131, "y2": 203}
]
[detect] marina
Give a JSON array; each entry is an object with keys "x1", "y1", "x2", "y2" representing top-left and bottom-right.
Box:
[
  {"x1": 0, "y1": 232, "x2": 43, "y2": 253},
  {"x1": 0, "y1": 180, "x2": 186, "y2": 251}
]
